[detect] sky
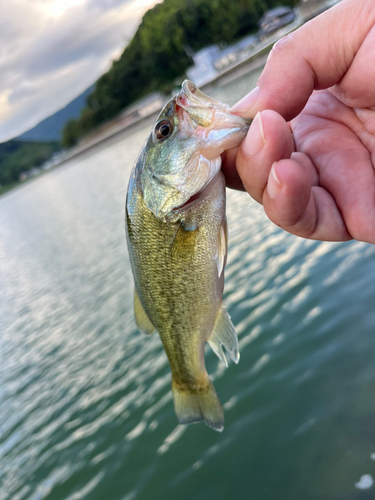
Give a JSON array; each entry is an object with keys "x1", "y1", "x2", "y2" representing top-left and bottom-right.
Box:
[{"x1": 0, "y1": 0, "x2": 162, "y2": 142}]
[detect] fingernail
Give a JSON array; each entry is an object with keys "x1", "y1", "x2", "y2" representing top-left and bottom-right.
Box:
[
  {"x1": 231, "y1": 86, "x2": 260, "y2": 114},
  {"x1": 267, "y1": 162, "x2": 282, "y2": 198},
  {"x1": 243, "y1": 112, "x2": 265, "y2": 156}
]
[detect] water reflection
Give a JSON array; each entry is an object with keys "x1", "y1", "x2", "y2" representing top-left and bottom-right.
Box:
[{"x1": 1, "y1": 72, "x2": 375, "y2": 500}]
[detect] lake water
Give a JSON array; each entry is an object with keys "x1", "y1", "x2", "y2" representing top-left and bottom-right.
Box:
[{"x1": 2, "y1": 68, "x2": 375, "y2": 500}]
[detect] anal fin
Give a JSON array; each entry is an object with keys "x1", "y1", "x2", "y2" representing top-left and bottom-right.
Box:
[
  {"x1": 208, "y1": 305, "x2": 239, "y2": 366},
  {"x1": 134, "y1": 288, "x2": 156, "y2": 334}
]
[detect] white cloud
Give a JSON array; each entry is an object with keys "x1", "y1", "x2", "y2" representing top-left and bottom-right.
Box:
[
  {"x1": 46, "y1": 0, "x2": 87, "y2": 18},
  {"x1": 0, "y1": 0, "x2": 162, "y2": 142}
]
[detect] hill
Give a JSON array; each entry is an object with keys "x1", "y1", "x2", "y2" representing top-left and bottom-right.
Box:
[
  {"x1": 16, "y1": 85, "x2": 94, "y2": 143},
  {"x1": 62, "y1": 0, "x2": 298, "y2": 147}
]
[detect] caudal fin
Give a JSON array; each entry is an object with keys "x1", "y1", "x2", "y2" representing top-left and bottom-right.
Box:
[{"x1": 171, "y1": 378, "x2": 224, "y2": 432}]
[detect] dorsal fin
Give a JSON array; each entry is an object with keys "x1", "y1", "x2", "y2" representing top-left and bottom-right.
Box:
[
  {"x1": 208, "y1": 305, "x2": 239, "y2": 366},
  {"x1": 134, "y1": 288, "x2": 156, "y2": 335}
]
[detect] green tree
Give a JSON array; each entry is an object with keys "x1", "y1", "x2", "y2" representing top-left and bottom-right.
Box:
[
  {"x1": 72, "y1": 0, "x2": 298, "y2": 139},
  {"x1": 62, "y1": 119, "x2": 81, "y2": 148},
  {"x1": 0, "y1": 140, "x2": 59, "y2": 185}
]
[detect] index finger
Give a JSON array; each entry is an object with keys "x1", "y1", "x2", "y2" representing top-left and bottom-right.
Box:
[{"x1": 231, "y1": 0, "x2": 375, "y2": 121}]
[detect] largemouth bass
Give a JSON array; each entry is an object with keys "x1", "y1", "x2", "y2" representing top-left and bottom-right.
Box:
[{"x1": 126, "y1": 81, "x2": 250, "y2": 431}]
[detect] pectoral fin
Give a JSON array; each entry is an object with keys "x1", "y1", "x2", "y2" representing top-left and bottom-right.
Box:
[
  {"x1": 134, "y1": 289, "x2": 156, "y2": 335},
  {"x1": 208, "y1": 305, "x2": 239, "y2": 366},
  {"x1": 215, "y1": 219, "x2": 227, "y2": 278},
  {"x1": 170, "y1": 221, "x2": 200, "y2": 261},
  {"x1": 170, "y1": 223, "x2": 185, "y2": 258}
]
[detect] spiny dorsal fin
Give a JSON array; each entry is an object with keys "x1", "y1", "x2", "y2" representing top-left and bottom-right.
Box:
[
  {"x1": 134, "y1": 288, "x2": 156, "y2": 335},
  {"x1": 208, "y1": 305, "x2": 239, "y2": 365}
]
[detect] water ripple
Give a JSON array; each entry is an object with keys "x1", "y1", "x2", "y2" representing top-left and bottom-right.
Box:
[{"x1": 2, "y1": 78, "x2": 375, "y2": 500}]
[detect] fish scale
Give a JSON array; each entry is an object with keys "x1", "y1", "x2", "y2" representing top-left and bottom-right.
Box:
[
  {"x1": 126, "y1": 80, "x2": 250, "y2": 431},
  {"x1": 127, "y1": 175, "x2": 222, "y2": 379}
]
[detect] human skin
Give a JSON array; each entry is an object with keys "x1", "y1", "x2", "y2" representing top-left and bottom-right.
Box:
[{"x1": 222, "y1": 0, "x2": 375, "y2": 244}]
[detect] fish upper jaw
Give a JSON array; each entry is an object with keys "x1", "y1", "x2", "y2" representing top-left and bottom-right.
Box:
[{"x1": 176, "y1": 80, "x2": 250, "y2": 158}]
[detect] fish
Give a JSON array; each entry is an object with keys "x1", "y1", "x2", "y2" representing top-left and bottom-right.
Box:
[{"x1": 126, "y1": 80, "x2": 250, "y2": 431}]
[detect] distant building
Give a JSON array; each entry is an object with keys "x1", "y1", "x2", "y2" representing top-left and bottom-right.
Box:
[
  {"x1": 214, "y1": 35, "x2": 258, "y2": 71},
  {"x1": 18, "y1": 168, "x2": 41, "y2": 182},
  {"x1": 186, "y1": 46, "x2": 221, "y2": 87},
  {"x1": 29, "y1": 168, "x2": 41, "y2": 177},
  {"x1": 132, "y1": 93, "x2": 166, "y2": 119},
  {"x1": 258, "y1": 6, "x2": 296, "y2": 40}
]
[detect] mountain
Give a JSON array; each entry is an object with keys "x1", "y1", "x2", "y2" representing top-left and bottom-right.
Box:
[{"x1": 16, "y1": 85, "x2": 95, "y2": 143}]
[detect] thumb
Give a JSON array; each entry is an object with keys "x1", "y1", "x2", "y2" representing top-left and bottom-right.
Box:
[{"x1": 231, "y1": 0, "x2": 375, "y2": 122}]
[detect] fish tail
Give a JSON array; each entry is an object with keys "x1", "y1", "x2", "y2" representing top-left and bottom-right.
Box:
[{"x1": 171, "y1": 377, "x2": 224, "y2": 432}]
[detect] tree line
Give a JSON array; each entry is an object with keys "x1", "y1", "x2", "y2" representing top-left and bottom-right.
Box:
[
  {"x1": 0, "y1": 140, "x2": 59, "y2": 188},
  {"x1": 63, "y1": 0, "x2": 297, "y2": 147}
]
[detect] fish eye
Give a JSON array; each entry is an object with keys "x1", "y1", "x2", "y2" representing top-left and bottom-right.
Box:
[{"x1": 154, "y1": 120, "x2": 173, "y2": 141}]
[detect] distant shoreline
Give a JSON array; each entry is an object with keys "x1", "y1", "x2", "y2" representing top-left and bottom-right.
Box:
[
  {"x1": 0, "y1": 41, "x2": 289, "y2": 199},
  {"x1": 44, "y1": 45, "x2": 274, "y2": 170},
  {"x1": 1, "y1": 0, "x2": 337, "y2": 198}
]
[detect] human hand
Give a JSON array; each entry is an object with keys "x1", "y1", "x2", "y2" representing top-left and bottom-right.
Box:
[{"x1": 223, "y1": 0, "x2": 375, "y2": 243}]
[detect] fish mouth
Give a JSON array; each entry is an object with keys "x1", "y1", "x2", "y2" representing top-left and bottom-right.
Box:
[
  {"x1": 176, "y1": 80, "x2": 251, "y2": 132},
  {"x1": 179, "y1": 80, "x2": 252, "y2": 126},
  {"x1": 174, "y1": 80, "x2": 251, "y2": 165},
  {"x1": 179, "y1": 80, "x2": 228, "y2": 110}
]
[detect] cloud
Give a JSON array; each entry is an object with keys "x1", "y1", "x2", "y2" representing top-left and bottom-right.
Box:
[
  {"x1": 0, "y1": 0, "x2": 161, "y2": 142},
  {"x1": 87, "y1": 0, "x2": 133, "y2": 12}
]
